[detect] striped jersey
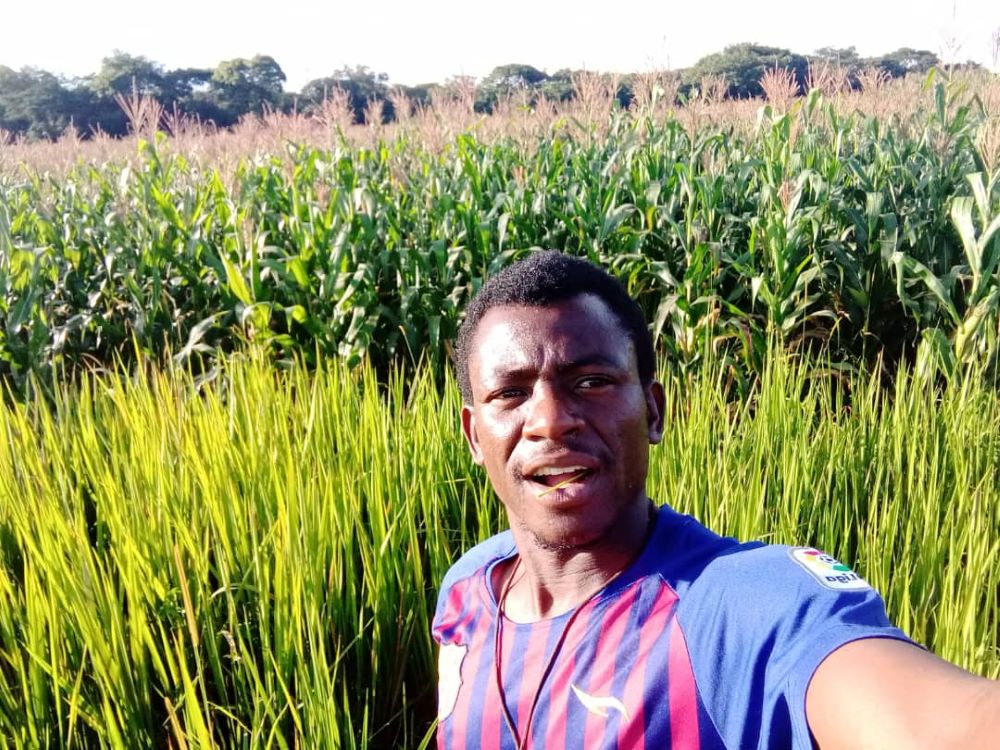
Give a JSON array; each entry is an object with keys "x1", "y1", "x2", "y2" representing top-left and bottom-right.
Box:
[{"x1": 432, "y1": 505, "x2": 910, "y2": 749}]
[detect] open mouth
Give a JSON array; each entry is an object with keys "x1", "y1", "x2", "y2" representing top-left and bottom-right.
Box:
[{"x1": 529, "y1": 466, "x2": 594, "y2": 495}]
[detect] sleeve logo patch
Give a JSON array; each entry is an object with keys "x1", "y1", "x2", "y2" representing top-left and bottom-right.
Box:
[{"x1": 790, "y1": 547, "x2": 871, "y2": 591}]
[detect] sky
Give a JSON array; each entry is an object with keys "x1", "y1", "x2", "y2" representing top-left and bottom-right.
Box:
[{"x1": 2, "y1": 0, "x2": 997, "y2": 91}]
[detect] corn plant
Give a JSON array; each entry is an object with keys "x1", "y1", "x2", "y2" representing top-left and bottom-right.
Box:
[{"x1": 2, "y1": 73, "x2": 999, "y2": 396}]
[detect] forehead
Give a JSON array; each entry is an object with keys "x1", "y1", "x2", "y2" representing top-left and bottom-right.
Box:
[{"x1": 468, "y1": 295, "x2": 635, "y2": 382}]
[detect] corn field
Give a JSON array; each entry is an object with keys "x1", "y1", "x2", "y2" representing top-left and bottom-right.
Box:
[{"x1": 1, "y1": 70, "x2": 999, "y2": 396}]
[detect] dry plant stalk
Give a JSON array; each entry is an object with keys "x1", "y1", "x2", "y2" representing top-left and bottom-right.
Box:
[
  {"x1": 388, "y1": 89, "x2": 413, "y2": 124},
  {"x1": 412, "y1": 76, "x2": 479, "y2": 151},
  {"x1": 114, "y1": 90, "x2": 164, "y2": 139},
  {"x1": 536, "y1": 471, "x2": 589, "y2": 497},
  {"x1": 572, "y1": 70, "x2": 620, "y2": 132},
  {"x1": 314, "y1": 87, "x2": 355, "y2": 133},
  {"x1": 856, "y1": 67, "x2": 890, "y2": 96},
  {"x1": 806, "y1": 61, "x2": 851, "y2": 98},
  {"x1": 976, "y1": 116, "x2": 1000, "y2": 176},
  {"x1": 364, "y1": 99, "x2": 386, "y2": 128},
  {"x1": 681, "y1": 73, "x2": 726, "y2": 138},
  {"x1": 760, "y1": 66, "x2": 799, "y2": 111},
  {"x1": 2, "y1": 70, "x2": 997, "y2": 177},
  {"x1": 161, "y1": 102, "x2": 214, "y2": 141},
  {"x1": 974, "y1": 73, "x2": 1000, "y2": 118},
  {"x1": 631, "y1": 69, "x2": 680, "y2": 117},
  {"x1": 699, "y1": 74, "x2": 729, "y2": 106}
]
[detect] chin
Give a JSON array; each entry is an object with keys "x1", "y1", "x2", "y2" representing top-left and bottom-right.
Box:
[{"x1": 527, "y1": 521, "x2": 609, "y2": 553}]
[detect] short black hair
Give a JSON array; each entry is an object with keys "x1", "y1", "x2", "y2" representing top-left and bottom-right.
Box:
[{"x1": 454, "y1": 251, "x2": 654, "y2": 404}]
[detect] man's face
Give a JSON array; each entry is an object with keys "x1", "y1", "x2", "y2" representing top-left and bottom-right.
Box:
[{"x1": 461, "y1": 294, "x2": 665, "y2": 552}]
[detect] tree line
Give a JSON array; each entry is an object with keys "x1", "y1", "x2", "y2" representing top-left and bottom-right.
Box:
[{"x1": 0, "y1": 44, "x2": 978, "y2": 140}]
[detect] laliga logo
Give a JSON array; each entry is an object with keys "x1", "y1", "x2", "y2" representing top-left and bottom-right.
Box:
[{"x1": 790, "y1": 547, "x2": 871, "y2": 591}]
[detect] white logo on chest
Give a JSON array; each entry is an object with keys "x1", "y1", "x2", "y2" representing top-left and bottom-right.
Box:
[{"x1": 571, "y1": 684, "x2": 631, "y2": 720}]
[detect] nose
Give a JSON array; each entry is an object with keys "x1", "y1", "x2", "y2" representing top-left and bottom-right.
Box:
[{"x1": 523, "y1": 382, "x2": 584, "y2": 440}]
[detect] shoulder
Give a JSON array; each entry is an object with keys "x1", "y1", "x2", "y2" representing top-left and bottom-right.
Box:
[
  {"x1": 640, "y1": 506, "x2": 896, "y2": 630},
  {"x1": 686, "y1": 543, "x2": 892, "y2": 629},
  {"x1": 438, "y1": 530, "x2": 516, "y2": 594},
  {"x1": 433, "y1": 530, "x2": 515, "y2": 637},
  {"x1": 678, "y1": 539, "x2": 905, "y2": 657},
  {"x1": 640, "y1": 505, "x2": 760, "y2": 594},
  {"x1": 672, "y1": 536, "x2": 912, "y2": 749}
]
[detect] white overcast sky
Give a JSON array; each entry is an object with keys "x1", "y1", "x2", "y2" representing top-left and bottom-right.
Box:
[{"x1": 2, "y1": 0, "x2": 997, "y2": 90}]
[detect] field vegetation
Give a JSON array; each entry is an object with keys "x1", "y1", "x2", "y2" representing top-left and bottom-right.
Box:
[
  {"x1": 0, "y1": 66, "x2": 999, "y2": 747},
  {"x1": 3, "y1": 68, "x2": 1000, "y2": 398},
  {"x1": 0, "y1": 354, "x2": 997, "y2": 747}
]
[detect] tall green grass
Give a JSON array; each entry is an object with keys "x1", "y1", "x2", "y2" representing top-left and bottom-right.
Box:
[{"x1": 0, "y1": 354, "x2": 997, "y2": 746}]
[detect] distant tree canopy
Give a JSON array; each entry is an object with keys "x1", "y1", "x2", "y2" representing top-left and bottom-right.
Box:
[
  {"x1": 299, "y1": 66, "x2": 393, "y2": 123},
  {"x1": 0, "y1": 43, "x2": 961, "y2": 140},
  {"x1": 89, "y1": 53, "x2": 166, "y2": 98},
  {"x1": 211, "y1": 55, "x2": 287, "y2": 118},
  {"x1": 475, "y1": 64, "x2": 549, "y2": 111},
  {"x1": 0, "y1": 66, "x2": 76, "y2": 139},
  {"x1": 683, "y1": 44, "x2": 810, "y2": 98},
  {"x1": 872, "y1": 47, "x2": 942, "y2": 78},
  {"x1": 681, "y1": 43, "x2": 946, "y2": 99}
]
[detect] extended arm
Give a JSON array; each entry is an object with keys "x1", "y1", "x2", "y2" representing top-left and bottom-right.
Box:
[{"x1": 807, "y1": 637, "x2": 1000, "y2": 749}]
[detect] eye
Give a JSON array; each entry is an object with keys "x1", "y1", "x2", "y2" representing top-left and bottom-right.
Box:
[
  {"x1": 490, "y1": 386, "x2": 527, "y2": 401},
  {"x1": 576, "y1": 375, "x2": 613, "y2": 390}
]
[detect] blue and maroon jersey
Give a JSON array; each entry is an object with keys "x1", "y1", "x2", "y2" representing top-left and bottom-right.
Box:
[{"x1": 432, "y1": 505, "x2": 911, "y2": 749}]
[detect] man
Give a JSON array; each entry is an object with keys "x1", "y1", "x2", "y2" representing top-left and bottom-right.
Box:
[{"x1": 432, "y1": 251, "x2": 999, "y2": 749}]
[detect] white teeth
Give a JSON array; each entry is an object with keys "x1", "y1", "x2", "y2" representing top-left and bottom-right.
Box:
[{"x1": 532, "y1": 465, "x2": 587, "y2": 477}]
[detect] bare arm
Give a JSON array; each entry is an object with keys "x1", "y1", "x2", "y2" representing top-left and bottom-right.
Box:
[{"x1": 806, "y1": 638, "x2": 1000, "y2": 750}]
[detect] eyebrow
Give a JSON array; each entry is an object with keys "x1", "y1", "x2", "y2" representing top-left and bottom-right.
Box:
[{"x1": 486, "y1": 354, "x2": 628, "y2": 383}]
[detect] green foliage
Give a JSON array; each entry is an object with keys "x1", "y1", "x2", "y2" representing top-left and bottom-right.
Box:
[
  {"x1": 210, "y1": 55, "x2": 287, "y2": 118},
  {"x1": 0, "y1": 354, "x2": 995, "y2": 745},
  {"x1": 475, "y1": 64, "x2": 550, "y2": 112},
  {"x1": 0, "y1": 67, "x2": 76, "y2": 139},
  {"x1": 0, "y1": 357, "x2": 481, "y2": 746},
  {"x1": 873, "y1": 47, "x2": 941, "y2": 79},
  {"x1": 811, "y1": 46, "x2": 863, "y2": 68},
  {"x1": 3, "y1": 74, "x2": 999, "y2": 396},
  {"x1": 88, "y1": 52, "x2": 167, "y2": 98},
  {"x1": 684, "y1": 43, "x2": 810, "y2": 98},
  {"x1": 299, "y1": 67, "x2": 393, "y2": 124}
]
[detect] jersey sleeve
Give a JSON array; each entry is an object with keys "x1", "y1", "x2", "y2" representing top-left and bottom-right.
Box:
[
  {"x1": 676, "y1": 543, "x2": 913, "y2": 750},
  {"x1": 432, "y1": 531, "x2": 514, "y2": 644}
]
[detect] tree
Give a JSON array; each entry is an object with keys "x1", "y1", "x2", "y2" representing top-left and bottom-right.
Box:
[
  {"x1": 88, "y1": 52, "x2": 166, "y2": 98},
  {"x1": 685, "y1": 43, "x2": 810, "y2": 99},
  {"x1": 812, "y1": 46, "x2": 862, "y2": 67},
  {"x1": 397, "y1": 83, "x2": 433, "y2": 111},
  {"x1": 475, "y1": 64, "x2": 549, "y2": 112},
  {"x1": 210, "y1": 55, "x2": 287, "y2": 119},
  {"x1": 299, "y1": 66, "x2": 392, "y2": 124},
  {"x1": 158, "y1": 67, "x2": 228, "y2": 124},
  {"x1": 0, "y1": 66, "x2": 74, "y2": 138},
  {"x1": 537, "y1": 69, "x2": 576, "y2": 103},
  {"x1": 872, "y1": 48, "x2": 940, "y2": 78},
  {"x1": 809, "y1": 46, "x2": 864, "y2": 80},
  {"x1": 161, "y1": 67, "x2": 213, "y2": 101}
]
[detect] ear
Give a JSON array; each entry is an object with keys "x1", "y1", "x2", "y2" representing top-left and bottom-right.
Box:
[
  {"x1": 461, "y1": 404, "x2": 485, "y2": 465},
  {"x1": 644, "y1": 380, "x2": 666, "y2": 444}
]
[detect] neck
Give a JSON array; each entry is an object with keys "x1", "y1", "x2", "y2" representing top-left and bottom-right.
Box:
[{"x1": 498, "y1": 498, "x2": 655, "y2": 622}]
